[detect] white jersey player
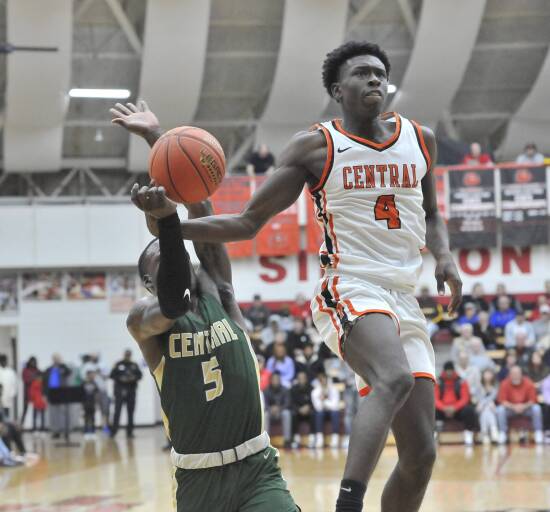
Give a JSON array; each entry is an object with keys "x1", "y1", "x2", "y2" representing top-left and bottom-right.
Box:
[{"x1": 310, "y1": 112, "x2": 436, "y2": 395}]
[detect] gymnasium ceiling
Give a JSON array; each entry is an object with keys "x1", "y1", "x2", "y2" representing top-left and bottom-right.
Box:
[{"x1": 0, "y1": 0, "x2": 550, "y2": 174}]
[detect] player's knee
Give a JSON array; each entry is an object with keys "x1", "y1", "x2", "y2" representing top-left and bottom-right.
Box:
[
  {"x1": 401, "y1": 439, "x2": 437, "y2": 476},
  {"x1": 379, "y1": 371, "x2": 414, "y2": 405}
]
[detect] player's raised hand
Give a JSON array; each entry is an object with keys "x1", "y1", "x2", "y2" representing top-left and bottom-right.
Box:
[
  {"x1": 110, "y1": 100, "x2": 160, "y2": 139},
  {"x1": 131, "y1": 181, "x2": 177, "y2": 220},
  {"x1": 434, "y1": 254, "x2": 462, "y2": 316}
]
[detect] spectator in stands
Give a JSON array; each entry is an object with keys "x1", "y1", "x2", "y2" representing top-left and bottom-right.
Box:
[
  {"x1": 476, "y1": 368, "x2": 500, "y2": 445},
  {"x1": 417, "y1": 286, "x2": 443, "y2": 337},
  {"x1": 462, "y1": 142, "x2": 492, "y2": 166},
  {"x1": 264, "y1": 372, "x2": 292, "y2": 448},
  {"x1": 474, "y1": 311, "x2": 498, "y2": 350},
  {"x1": 460, "y1": 282, "x2": 490, "y2": 316},
  {"x1": 527, "y1": 295, "x2": 550, "y2": 322},
  {"x1": 21, "y1": 356, "x2": 40, "y2": 425},
  {"x1": 516, "y1": 142, "x2": 545, "y2": 165},
  {"x1": 469, "y1": 338, "x2": 495, "y2": 372},
  {"x1": 312, "y1": 373, "x2": 341, "y2": 448},
  {"x1": 498, "y1": 351, "x2": 518, "y2": 381},
  {"x1": 289, "y1": 293, "x2": 311, "y2": 320},
  {"x1": 28, "y1": 373, "x2": 46, "y2": 434},
  {"x1": 286, "y1": 317, "x2": 311, "y2": 357},
  {"x1": 246, "y1": 294, "x2": 271, "y2": 329},
  {"x1": 246, "y1": 143, "x2": 275, "y2": 177},
  {"x1": 514, "y1": 332, "x2": 535, "y2": 370},
  {"x1": 491, "y1": 284, "x2": 522, "y2": 313},
  {"x1": 266, "y1": 342, "x2": 295, "y2": 388},
  {"x1": 0, "y1": 406, "x2": 38, "y2": 464},
  {"x1": 257, "y1": 355, "x2": 271, "y2": 391},
  {"x1": 0, "y1": 436, "x2": 22, "y2": 467},
  {"x1": 540, "y1": 374, "x2": 550, "y2": 439},
  {"x1": 290, "y1": 371, "x2": 314, "y2": 447},
  {"x1": 525, "y1": 351, "x2": 549, "y2": 390},
  {"x1": 456, "y1": 302, "x2": 479, "y2": 329},
  {"x1": 451, "y1": 324, "x2": 482, "y2": 362},
  {"x1": 44, "y1": 354, "x2": 71, "y2": 439},
  {"x1": 533, "y1": 304, "x2": 550, "y2": 341},
  {"x1": 0, "y1": 354, "x2": 16, "y2": 419},
  {"x1": 455, "y1": 351, "x2": 482, "y2": 400},
  {"x1": 490, "y1": 296, "x2": 517, "y2": 335},
  {"x1": 82, "y1": 370, "x2": 99, "y2": 440},
  {"x1": 109, "y1": 349, "x2": 142, "y2": 439},
  {"x1": 435, "y1": 361, "x2": 478, "y2": 446},
  {"x1": 294, "y1": 342, "x2": 323, "y2": 380},
  {"x1": 496, "y1": 365, "x2": 543, "y2": 444},
  {"x1": 505, "y1": 312, "x2": 535, "y2": 348},
  {"x1": 261, "y1": 316, "x2": 284, "y2": 349}
]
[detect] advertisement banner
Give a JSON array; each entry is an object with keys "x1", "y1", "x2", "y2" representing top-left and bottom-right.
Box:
[
  {"x1": 500, "y1": 165, "x2": 548, "y2": 246},
  {"x1": 447, "y1": 168, "x2": 497, "y2": 249}
]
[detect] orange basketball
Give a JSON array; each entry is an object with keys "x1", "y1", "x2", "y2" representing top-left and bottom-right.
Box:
[{"x1": 148, "y1": 126, "x2": 225, "y2": 203}]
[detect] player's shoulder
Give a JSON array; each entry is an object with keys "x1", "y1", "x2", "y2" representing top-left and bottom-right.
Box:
[
  {"x1": 127, "y1": 295, "x2": 156, "y2": 326},
  {"x1": 279, "y1": 127, "x2": 327, "y2": 169}
]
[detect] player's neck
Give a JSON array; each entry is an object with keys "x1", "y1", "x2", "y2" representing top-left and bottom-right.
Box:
[{"x1": 340, "y1": 113, "x2": 386, "y2": 142}]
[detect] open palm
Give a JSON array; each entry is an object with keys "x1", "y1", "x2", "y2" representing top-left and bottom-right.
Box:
[{"x1": 109, "y1": 100, "x2": 160, "y2": 137}]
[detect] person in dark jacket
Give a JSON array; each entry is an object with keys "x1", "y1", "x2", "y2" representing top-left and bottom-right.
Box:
[
  {"x1": 435, "y1": 361, "x2": 478, "y2": 445},
  {"x1": 290, "y1": 371, "x2": 314, "y2": 447},
  {"x1": 264, "y1": 372, "x2": 292, "y2": 447},
  {"x1": 110, "y1": 349, "x2": 142, "y2": 438}
]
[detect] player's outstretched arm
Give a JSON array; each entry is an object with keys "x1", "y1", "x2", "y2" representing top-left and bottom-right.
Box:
[
  {"x1": 177, "y1": 131, "x2": 320, "y2": 243},
  {"x1": 420, "y1": 126, "x2": 462, "y2": 315}
]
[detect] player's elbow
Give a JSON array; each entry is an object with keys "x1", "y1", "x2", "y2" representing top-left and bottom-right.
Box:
[{"x1": 240, "y1": 211, "x2": 264, "y2": 239}]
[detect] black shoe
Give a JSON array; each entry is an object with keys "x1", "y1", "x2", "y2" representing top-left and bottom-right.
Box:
[
  {"x1": 126, "y1": 432, "x2": 135, "y2": 439},
  {"x1": 51, "y1": 433, "x2": 60, "y2": 440}
]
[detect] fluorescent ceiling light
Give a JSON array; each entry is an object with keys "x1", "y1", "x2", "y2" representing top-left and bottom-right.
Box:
[
  {"x1": 388, "y1": 84, "x2": 397, "y2": 94},
  {"x1": 69, "y1": 88, "x2": 131, "y2": 99}
]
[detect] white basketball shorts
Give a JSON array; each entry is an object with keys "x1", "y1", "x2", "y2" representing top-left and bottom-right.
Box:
[{"x1": 310, "y1": 275, "x2": 436, "y2": 396}]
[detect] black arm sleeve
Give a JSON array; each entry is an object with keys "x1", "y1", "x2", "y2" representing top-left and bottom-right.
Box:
[{"x1": 157, "y1": 212, "x2": 192, "y2": 319}]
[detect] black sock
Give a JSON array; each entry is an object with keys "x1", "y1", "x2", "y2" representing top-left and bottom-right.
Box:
[{"x1": 335, "y1": 479, "x2": 366, "y2": 512}]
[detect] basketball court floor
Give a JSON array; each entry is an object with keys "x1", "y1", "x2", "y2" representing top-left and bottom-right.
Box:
[{"x1": 1, "y1": 427, "x2": 549, "y2": 511}]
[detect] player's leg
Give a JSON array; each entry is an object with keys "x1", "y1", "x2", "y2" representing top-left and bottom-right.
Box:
[
  {"x1": 110, "y1": 391, "x2": 123, "y2": 436},
  {"x1": 336, "y1": 313, "x2": 414, "y2": 510},
  {"x1": 126, "y1": 391, "x2": 136, "y2": 437},
  {"x1": 238, "y1": 447, "x2": 298, "y2": 512},
  {"x1": 380, "y1": 378, "x2": 436, "y2": 512}
]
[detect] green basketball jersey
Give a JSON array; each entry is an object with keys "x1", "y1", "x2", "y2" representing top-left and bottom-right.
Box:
[{"x1": 152, "y1": 292, "x2": 263, "y2": 454}]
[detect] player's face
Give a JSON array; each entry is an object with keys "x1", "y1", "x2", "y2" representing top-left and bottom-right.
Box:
[{"x1": 335, "y1": 54, "x2": 389, "y2": 117}]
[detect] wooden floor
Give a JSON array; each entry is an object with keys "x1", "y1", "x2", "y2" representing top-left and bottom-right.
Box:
[{"x1": 1, "y1": 427, "x2": 549, "y2": 511}]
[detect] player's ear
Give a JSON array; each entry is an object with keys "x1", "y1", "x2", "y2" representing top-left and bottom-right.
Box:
[
  {"x1": 143, "y1": 274, "x2": 154, "y2": 292},
  {"x1": 331, "y1": 83, "x2": 342, "y2": 103}
]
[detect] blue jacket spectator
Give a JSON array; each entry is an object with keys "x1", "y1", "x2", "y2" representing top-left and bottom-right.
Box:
[
  {"x1": 266, "y1": 342, "x2": 295, "y2": 388},
  {"x1": 505, "y1": 312, "x2": 535, "y2": 348},
  {"x1": 489, "y1": 296, "x2": 516, "y2": 332},
  {"x1": 457, "y1": 302, "x2": 479, "y2": 326}
]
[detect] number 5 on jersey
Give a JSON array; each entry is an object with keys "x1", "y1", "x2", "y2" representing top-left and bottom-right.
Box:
[
  {"x1": 374, "y1": 194, "x2": 401, "y2": 229},
  {"x1": 202, "y1": 356, "x2": 224, "y2": 402}
]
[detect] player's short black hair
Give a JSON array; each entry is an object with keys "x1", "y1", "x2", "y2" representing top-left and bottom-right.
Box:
[
  {"x1": 138, "y1": 238, "x2": 159, "y2": 281},
  {"x1": 322, "y1": 41, "x2": 391, "y2": 96}
]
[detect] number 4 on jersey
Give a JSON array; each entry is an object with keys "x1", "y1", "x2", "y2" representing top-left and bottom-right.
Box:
[{"x1": 374, "y1": 194, "x2": 401, "y2": 229}]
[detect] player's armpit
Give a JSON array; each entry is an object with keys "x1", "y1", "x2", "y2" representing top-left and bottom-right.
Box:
[{"x1": 126, "y1": 298, "x2": 174, "y2": 370}]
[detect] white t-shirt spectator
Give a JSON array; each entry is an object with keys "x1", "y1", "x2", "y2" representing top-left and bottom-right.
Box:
[
  {"x1": 505, "y1": 318, "x2": 535, "y2": 348},
  {"x1": 0, "y1": 365, "x2": 17, "y2": 409},
  {"x1": 312, "y1": 380, "x2": 340, "y2": 412}
]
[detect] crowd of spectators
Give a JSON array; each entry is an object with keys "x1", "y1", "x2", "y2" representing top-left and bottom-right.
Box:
[
  {"x1": 0, "y1": 349, "x2": 142, "y2": 467},
  {"x1": 248, "y1": 293, "x2": 355, "y2": 449},
  {"x1": 426, "y1": 280, "x2": 550, "y2": 445}
]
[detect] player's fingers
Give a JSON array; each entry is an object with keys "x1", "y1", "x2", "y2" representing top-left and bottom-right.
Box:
[
  {"x1": 436, "y1": 273, "x2": 445, "y2": 296},
  {"x1": 139, "y1": 100, "x2": 149, "y2": 111},
  {"x1": 108, "y1": 107, "x2": 126, "y2": 119},
  {"x1": 158, "y1": 186, "x2": 166, "y2": 196},
  {"x1": 110, "y1": 118, "x2": 127, "y2": 128},
  {"x1": 127, "y1": 102, "x2": 138, "y2": 113},
  {"x1": 448, "y1": 279, "x2": 463, "y2": 314},
  {"x1": 115, "y1": 102, "x2": 132, "y2": 115},
  {"x1": 130, "y1": 183, "x2": 139, "y2": 203}
]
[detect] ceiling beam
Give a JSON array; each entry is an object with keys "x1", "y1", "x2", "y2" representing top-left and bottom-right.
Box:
[
  {"x1": 348, "y1": 0, "x2": 383, "y2": 33},
  {"x1": 75, "y1": 0, "x2": 98, "y2": 21},
  {"x1": 396, "y1": 0, "x2": 417, "y2": 38},
  {"x1": 475, "y1": 41, "x2": 548, "y2": 52},
  {"x1": 452, "y1": 112, "x2": 510, "y2": 121},
  {"x1": 103, "y1": 0, "x2": 142, "y2": 56}
]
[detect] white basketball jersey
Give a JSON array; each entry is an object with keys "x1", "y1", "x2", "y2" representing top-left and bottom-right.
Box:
[{"x1": 309, "y1": 112, "x2": 431, "y2": 293}]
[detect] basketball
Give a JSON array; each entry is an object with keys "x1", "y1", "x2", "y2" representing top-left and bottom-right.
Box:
[{"x1": 148, "y1": 126, "x2": 226, "y2": 203}]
